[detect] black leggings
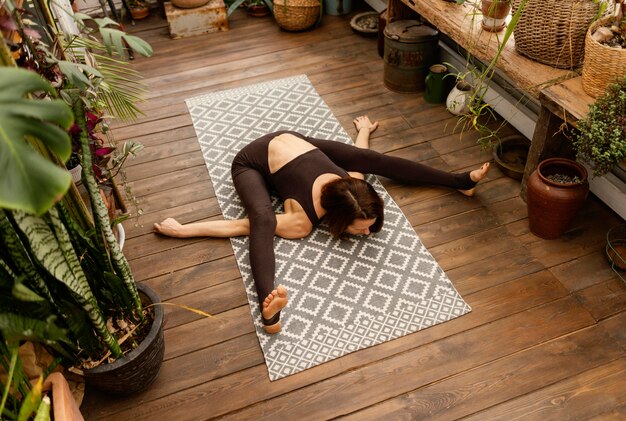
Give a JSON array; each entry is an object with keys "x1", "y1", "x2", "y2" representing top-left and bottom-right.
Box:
[{"x1": 231, "y1": 132, "x2": 475, "y2": 320}]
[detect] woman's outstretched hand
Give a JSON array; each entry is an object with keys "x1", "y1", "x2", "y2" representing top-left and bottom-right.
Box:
[{"x1": 353, "y1": 116, "x2": 379, "y2": 134}]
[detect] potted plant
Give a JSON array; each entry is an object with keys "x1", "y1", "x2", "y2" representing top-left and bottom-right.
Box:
[
  {"x1": 526, "y1": 158, "x2": 590, "y2": 239},
  {"x1": 227, "y1": 0, "x2": 273, "y2": 17},
  {"x1": 1, "y1": 0, "x2": 162, "y2": 398},
  {"x1": 573, "y1": 75, "x2": 626, "y2": 178},
  {"x1": 481, "y1": 0, "x2": 511, "y2": 32},
  {"x1": 127, "y1": 0, "x2": 150, "y2": 20},
  {"x1": 446, "y1": 0, "x2": 528, "y2": 149},
  {"x1": 582, "y1": 1, "x2": 626, "y2": 97},
  {"x1": 247, "y1": 0, "x2": 272, "y2": 16}
]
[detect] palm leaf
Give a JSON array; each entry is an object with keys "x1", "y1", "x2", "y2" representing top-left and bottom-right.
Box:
[{"x1": 0, "y1": 68, "x2": 74, "y2": 215}]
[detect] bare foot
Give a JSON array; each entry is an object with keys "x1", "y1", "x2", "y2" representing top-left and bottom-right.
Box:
[
  {"x1": 353, "y1": 116, "x2": 379, "y2": 134},
  {"x1": 459, "y1": 162, "x2": 491, "y2": 197},
  {"x1": 154, "y1": 218, "x2": 185, "y2": 237},
  {"x1": 262, "y1": 285, "x2": 288, "y2": 334}
]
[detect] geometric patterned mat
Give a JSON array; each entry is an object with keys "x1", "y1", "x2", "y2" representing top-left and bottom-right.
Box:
[{"x1": 185, "y1": 75, "x2": 471, "y2": 381}]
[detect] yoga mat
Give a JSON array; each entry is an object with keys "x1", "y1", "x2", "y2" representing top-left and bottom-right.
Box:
[{"x1": 186, "y1": 75, "x2": 471, "y2": 381}]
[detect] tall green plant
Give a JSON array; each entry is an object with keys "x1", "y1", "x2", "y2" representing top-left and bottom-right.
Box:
[{"x1": 1, "y1": 0, "x2": 151, "y2": 368}]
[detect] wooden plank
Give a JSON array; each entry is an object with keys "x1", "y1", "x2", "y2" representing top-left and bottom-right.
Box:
[
  {"x1": 464, "y1": 358, "x2": 626, "y2": 420},
  {"x1": 600, "y1": 312, "x2": 626, "y2": 351},
  {"x1": 343, "y1": 325, "x2": 626, "y2": 420},
  {"x1": 575, "y1": 277, "x2": 626, "y2": 322},
  {"x1": 196, "y1": 297, "x2": 594, "y2": 420},
  {"x1": 550, "y1": 251, "x2": 619, "y2": 293},
  {"x1": 540, "y1": 76, "x2": 593, "y2": 127},
  {"x1": 129, "y1": 237, "x2": 233, "y2": 280},
  {"x1": 141, "y1": 255, "x2": 241, "y2": 301},
  {"x1": 81, "y1": 272, "x2": 572, "y2": 420},
  {"x1": 123, "y1": 197, "x2": 222, "y2": 238}
]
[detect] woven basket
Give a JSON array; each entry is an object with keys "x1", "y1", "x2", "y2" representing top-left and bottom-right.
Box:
[
  {"x1": 273, "y1": 0, "x2": 320, "y2": 31},
  {"x1": 512, "y1": 0, "x2": 601, "y2": 68},
  {"x1": 582, "y1": 16, "x2": 626, "y2": 98}
]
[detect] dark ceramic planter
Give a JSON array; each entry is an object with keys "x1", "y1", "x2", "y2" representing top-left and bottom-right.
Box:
[
  {"x1": 492, "y1": 135, "x2": 531, "y2": 180},
  {"x1": 83, "y1": 283, "x2": 164, "y2": 395},
  {"x1": 526, "y1": 158, "x2": 589, "y2": 239}
]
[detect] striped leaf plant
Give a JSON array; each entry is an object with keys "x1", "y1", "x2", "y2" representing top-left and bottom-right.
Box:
[{"x1": 0, "y1": 68, "x2": 145, "y2": 369}]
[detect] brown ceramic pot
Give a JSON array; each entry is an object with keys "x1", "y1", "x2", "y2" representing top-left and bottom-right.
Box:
[
  {"x1": 526, "y1": 158, "x2": 589, "y2": 239},
  {"x1": 171, "y1": 0, "x2": 209, "y2": 8},
  {"x1": 481, "y1": 0, "x2": 511, "y2": 32},
  {"x1": 130, "y1": 5, "x2": 149, "y2": 20}
]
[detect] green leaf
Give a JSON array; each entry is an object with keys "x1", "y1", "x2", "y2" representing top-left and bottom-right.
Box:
[
  {"x1": 0, "y1": 314, "x2": 71, "y2": 347},
  {"x1": 99, "y1": 27, "x2": 153, "y2": 60},
  {"x1": 33, "y1": 395, "x2": 50, "y2": 421},
  {"x1": 12, "y1": 280, "x2": 45, "y2": 302},
  {"x1": 56, "y1": 61, "x2": 102, "y2": 91},
  {"x1": 0, "y1": 68, "x2": 74, "y2": 215},
  {"x1": 17, "y1": 375, "x2": 42, "y2": 421}
]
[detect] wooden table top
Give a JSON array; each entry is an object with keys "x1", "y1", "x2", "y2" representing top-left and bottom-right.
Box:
[{"x1": 391, "y1": 0, "x2": 576, "y2": 99}]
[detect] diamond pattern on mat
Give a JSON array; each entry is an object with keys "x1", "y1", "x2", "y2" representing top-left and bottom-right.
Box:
[{"x1": 185, "y1": 75, "x2": 471, "y2": 381}]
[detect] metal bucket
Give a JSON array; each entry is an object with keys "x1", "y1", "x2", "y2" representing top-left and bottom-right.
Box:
[{"x1": 383, "y1": 20, "x2": 439, "y2": 93}]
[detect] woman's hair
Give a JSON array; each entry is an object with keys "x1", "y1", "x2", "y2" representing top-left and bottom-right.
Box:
[{"x1": 321, "y1": 177, "x2": 384, "y2": 239}]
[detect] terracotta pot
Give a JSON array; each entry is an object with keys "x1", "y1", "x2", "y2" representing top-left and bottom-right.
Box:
[
  {"x1": 83, "y1": 283, "x2": 164, "y2": 395},
  {"x1": 130, "y1": 5, "x2": 149, "y2": 20},
  {"x1": 481, "y1": 0, "x2": 511, "y2": 32},
  {"x1": 526, "y1": 158, "x2": 589, "y2": 239},
  {"x1": 171, "y1": 0, "x2": 209, "y2": 8},
  {"x1": 247, "y1": 4, "x2": 270, "y2": 16}
]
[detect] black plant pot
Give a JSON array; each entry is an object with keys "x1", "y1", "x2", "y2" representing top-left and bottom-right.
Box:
[
  {"x1": 492, "y1": 135, "x2": 531, "y2": 180},
  {"x1": 83, "y1": 283, "x2": 165, "y2": 395}
]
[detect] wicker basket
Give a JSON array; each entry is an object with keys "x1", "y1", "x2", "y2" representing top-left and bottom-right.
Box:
[
  {"x1": 273, "y1": 0, "x2": 320, "y2": 31},
  {"x1": 582, "y1": 16, "x2": 626, "y2": 98},
  {"x1": 512, "y1": 0, "x2": 601, "y2": 68}
]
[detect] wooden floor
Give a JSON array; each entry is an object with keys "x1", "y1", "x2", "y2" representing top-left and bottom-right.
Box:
[{"x1": 81, "y1": 8, "x2": 626, "y2": 420}]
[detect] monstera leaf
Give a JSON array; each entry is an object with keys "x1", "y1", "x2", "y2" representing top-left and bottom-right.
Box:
[{"x1": 0, "y1": 68, "x2": 74, "y2": 215}]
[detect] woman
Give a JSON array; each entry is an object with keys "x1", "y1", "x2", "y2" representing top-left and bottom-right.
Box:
[{"x1": 154, "y1": 116, "x2": 490, "y2": 334}]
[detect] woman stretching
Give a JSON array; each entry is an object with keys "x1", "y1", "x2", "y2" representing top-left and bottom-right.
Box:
[{"x1": 154, "y1": 116, "x2": 490, "y2": 334}]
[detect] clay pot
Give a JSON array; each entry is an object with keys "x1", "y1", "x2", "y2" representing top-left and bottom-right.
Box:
[
  {"x1": 526, "y1": 158, "x2": 589, "y2": 239},
  {"x1": 481, "y1": 0, "x2": 511, "y2": 32},
  {"x1": 130, "y1": 5, "x2": 149, "y2": 20},
  {"x1": 171, "y1": 0, "x2": 209, "y2": 8},
  {"x1": 247, "y1": 4, "x2": 270, "y2": 16}
]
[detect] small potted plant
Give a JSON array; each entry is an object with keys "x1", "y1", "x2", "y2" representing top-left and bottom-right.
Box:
[
  {"x1": 582, "y1": 0, "x2": 626, "y2": 97},
  {"x1": 247, "y1": 0, "x2": 272, "y2": 16},
  {"x1": 227, "y1": 0, "x2": 273, "y2": 17},
  {"x1": 573, "y1": 74, "x2": 626, "y2": 178},
  {"x1": 127, "y1": 0, "x2": 150, "y2": 20}
]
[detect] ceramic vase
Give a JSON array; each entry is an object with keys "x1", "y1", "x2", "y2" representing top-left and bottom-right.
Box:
[
  {"x1": 526, "y1": 158, "x2": 589, "y2": 239},
  {"x1": 445, "y1": 80, "x2": 472, "y2": 115},
  {"x1": 424, "y1": 64, "x2": 449, "y2": 104},
  {"x1": 481, "y1": 0, "x2": 511, "y2": 32}
]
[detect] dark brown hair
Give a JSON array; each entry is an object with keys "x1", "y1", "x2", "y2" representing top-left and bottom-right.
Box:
[{"x1": 321, "y1": 177, "x2": 384, "y2": 239}]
